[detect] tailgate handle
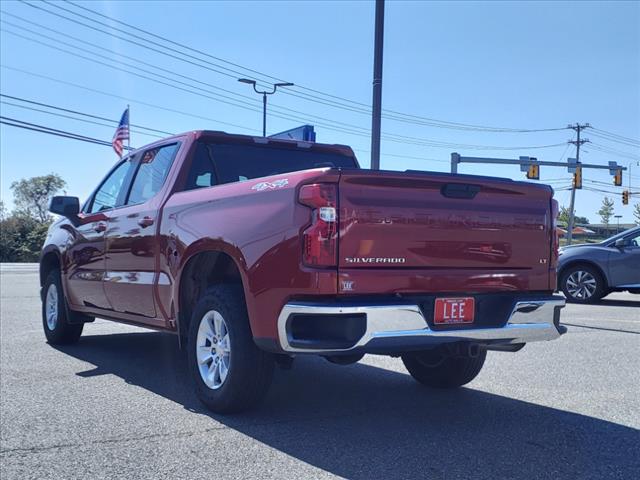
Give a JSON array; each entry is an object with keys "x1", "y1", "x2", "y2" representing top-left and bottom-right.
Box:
[{"x1": 440, "y1": 183, "x2": 480, "y2": 199}]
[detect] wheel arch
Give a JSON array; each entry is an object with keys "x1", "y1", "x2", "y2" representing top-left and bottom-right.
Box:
[
  {"x1": 39, "y1": 247, "x2": 61, "y2": 288},
  {"x1": 176, "y1": 248, "x2": 251, "y2": 344},
  {"x1": 558, "y1": 259, "x2": 609, "y2": 288}
]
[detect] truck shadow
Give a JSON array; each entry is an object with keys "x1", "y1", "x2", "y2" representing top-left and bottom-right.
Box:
[{"x1": 55, "y1": 332, "x2": 638, "y2": 480}]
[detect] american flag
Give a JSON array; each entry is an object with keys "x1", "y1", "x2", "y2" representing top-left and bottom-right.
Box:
[{"x1": 112, "y1": 107, "x2": 130, "y2": 158}]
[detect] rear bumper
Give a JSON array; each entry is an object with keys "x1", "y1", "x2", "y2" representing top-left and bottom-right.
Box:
[{"x1": 277, "y1": 296, "x2": 566, "y2": 354}]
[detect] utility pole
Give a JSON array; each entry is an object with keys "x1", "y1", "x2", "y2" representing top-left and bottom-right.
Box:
[
  {"x1": 370, "y1": 0, "x2": 385, "y2": 170},
  {"x1": 566, "y1": 123, "x2": 590, "y2": 245}
]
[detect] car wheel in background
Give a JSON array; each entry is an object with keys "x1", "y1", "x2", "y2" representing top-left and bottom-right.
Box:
[
  {"x1": 42, "y1": 269, "x2": 84, "y2": 345},
  {"x1": 560, "y1": 264, "x2": 607, "y2": 304}
]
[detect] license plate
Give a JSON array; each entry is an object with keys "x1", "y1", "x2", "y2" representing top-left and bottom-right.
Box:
[{"x1": 434, "y1": 297, "x2": 475, "y2": 325}]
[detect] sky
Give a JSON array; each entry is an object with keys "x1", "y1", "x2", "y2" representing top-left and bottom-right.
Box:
[{"x1": 1, "y1": 0, "x2": 639, "y2": 223}]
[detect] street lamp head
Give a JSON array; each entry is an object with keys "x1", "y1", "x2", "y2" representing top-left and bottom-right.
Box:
[
  {"x1": 238, "y1": 78, "x2": 256, "y2": 85},
  {"x1": 274, "y1": 82, "x2": 294, "y2": 88}
]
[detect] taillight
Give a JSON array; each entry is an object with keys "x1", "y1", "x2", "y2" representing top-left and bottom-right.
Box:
[
  {"x1": 551, "y1": 199, "x2": 559, "y2": 266},
  {"x1": 299, "y1": 183, "x2": 338, "y2": 267}
]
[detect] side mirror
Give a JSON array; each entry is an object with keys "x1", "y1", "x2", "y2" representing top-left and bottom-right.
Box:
[
  {"x1": 49, "y1": 196, "x2": 80, "y2": 221},
  {"x1": 614, "y1": 238, "x2": 627, "y2": 249}
]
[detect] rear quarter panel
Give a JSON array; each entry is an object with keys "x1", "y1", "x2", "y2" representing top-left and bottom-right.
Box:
[{"x1": 160, "y1": 169, "x2": 340, "y2": 339}]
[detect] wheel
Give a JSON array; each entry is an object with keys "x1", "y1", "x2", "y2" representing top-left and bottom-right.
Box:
[
  {"x1": 42, "y1": 269, "x2": 84, "y2": 345},
  {"x1": 560, "y1": 264, "x2": 606, "y2": 304},
  {"x1": 401, "y1": 346, "x2": 487, "y2": 388},
  {"x1": 187, "y1": 285, "x2": 274, "y2": 413}
]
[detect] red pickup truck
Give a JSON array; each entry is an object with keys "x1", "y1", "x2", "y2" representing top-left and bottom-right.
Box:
[{"x1": 41, "y1": 131, "x2": 565, "y2": 412}]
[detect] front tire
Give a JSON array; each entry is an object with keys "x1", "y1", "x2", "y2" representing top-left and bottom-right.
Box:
[
  {"x1": 42, "y1": 270, "x2": 83, "y2": 345},
  {"x1": 560, "y1": 264, "x2": 606, "y2": 304},
  {"x1": 402, "y1": 347, "x2": 486, "y2": 388},
  {"x1": 187, "y1": 285, "x2": 274, "y2": 413}
]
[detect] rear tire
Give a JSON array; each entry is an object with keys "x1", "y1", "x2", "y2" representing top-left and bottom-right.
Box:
[
  {"x1": 187, "y1": 285, "x2": 274, "y2": 413},
  {"x1": 402, "y1": 347, "x2": 486, "y2": 388},
  {"x1": 42, "y1": 270, "x2": 83, "y2": 345},
  {"x1": 560, "y1": 264, "x2": 606, "y2": 304}
]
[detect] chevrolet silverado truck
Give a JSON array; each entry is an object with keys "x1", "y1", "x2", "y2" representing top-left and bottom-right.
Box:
[{"x1": 41, "y1": 131, "x2": 566, "y2": 413}]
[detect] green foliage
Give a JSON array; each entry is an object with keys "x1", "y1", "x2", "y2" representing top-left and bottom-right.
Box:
[
  {"x1": 1, "y1": 174, "x2": 65, "y2": 262},
  {"x1": 558, "y1": 205, "x2": 589, "y2": 226},
  {"x1": 10, "y1": 173, "x2": 67, "y2": 223},
  {"x1": 597, "y1": 197, "x2": 615, "y2": 226},
  {"x1": 0, "y1": 214, "x2": 50, "y2": 262}
]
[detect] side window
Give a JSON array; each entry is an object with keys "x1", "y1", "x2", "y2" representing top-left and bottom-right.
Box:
[
  {"x1": 127, "y1": 143, "x2": 179, "y2": 205},
  {"x1": 627, "y1": 234, "x2": 640, "y2": 248},
  {"x1": 89, "y1": 159, "x2": 134, "y2": 213},
  {"x1": 183, "y1": 143, "x2": 218, "y2": 191}
]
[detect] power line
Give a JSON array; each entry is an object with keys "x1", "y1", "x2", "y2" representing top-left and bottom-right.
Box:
[
  {"x1": 591, "y1": 128, "x2": 640, "y2": 147},
  {"x1": 0, "y1": 115, "x2": 133, "y2": 149},
  {"x1": 588, "y1": 143, "x2": 640, "y2": 161},
  {"x1": 589, "y1": 131, "x2": 640, "y2": 149},
  {"x1": 0, "y1": 26, "x2": 568, "y2": 151},
  {"x1": 0, "y1": 99, "x2": 164, "y2": 138},
  {"x1": 0, "y1": 65, "x2": 260, "y2": 134},
  {"x1": 0, "y1": 94, "x2": 172, "y2": 136},
  {"x1": 18, "y1": 0, "x2": 569, "y2": 133}
]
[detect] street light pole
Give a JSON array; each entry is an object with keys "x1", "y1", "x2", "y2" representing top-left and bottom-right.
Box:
[
  {"x1": 614, "y1": 215, "x2": 622, "y2": 234},
  {"x1": 262, "y1": 92, "x2": 267, "y2": 137},
  {"x1": 238, "y1": 79, "x2": 294, "y2": 136}
]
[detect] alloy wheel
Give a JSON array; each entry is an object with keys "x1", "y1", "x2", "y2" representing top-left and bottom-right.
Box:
[
  {"x1": 45, "y1": 283, "x2": 58, "y2": 330},
  {"x1": 566, "y1": 270, "x2": 597, "y2": 300},
  {"x1": 196, "y1": 310, "x2": 231, "y2": 390}
]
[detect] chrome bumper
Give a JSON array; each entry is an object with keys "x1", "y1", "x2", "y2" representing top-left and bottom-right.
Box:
[{"x1": 277, "y1": 297, "x2": 566, "y2": 354}]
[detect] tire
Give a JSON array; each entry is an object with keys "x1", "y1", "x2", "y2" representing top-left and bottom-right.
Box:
[
  {"x1": 560, "y1": 264, "x2": 606, "y2": 304},
  {"x1": 42, "y1": 269, "x2": 84, "y2": 345},
  {"x1": 402, "y1": 347, "x2": 487, "y2": 388},
  {"x1": 187, "y1": 285, "x2": 274, "y2": 413}
]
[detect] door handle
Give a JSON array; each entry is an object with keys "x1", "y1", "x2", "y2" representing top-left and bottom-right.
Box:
[
  {"x1": 138, "y1": 216, "x2": 155, "y2": 228},
  {"x1": 94, "y1": 222, "x2": 107, "y2": 233}
]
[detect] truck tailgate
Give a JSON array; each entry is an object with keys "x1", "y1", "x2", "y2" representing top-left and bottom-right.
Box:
[{"x1": 337, "y1": 170, "x2": 554, "y2": 294}]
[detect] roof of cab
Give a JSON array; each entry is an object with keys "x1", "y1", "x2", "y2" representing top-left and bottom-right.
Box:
[
  {"x1": 194, "y1": 130, "x2": 356, "y2": 157},
  {"x1": 125, "y1": 130, "x2": 358, "y2": 164}
]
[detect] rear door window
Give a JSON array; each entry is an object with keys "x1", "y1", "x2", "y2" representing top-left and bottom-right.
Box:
[
  {"x1": 127, "y1": 143, "x2": 180, "y2": 205},
  {"x1": 207, "y1": 143, "x2": 357, "y2": 185}
]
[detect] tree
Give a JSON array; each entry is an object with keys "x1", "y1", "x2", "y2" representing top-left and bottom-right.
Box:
[
  {"x1": 558, "y1": 205, "x2": 589, "y2": 226},
  {"x1": 0, "y1": 200, "x2": 6, "y2": 221},
  {"x1": 0, "y1": 214, "x2": 49, "y2": 262},
  {"x1": 634, "y1": 203, "x2": 640, "y2": 226},
  {"x1": 597, "y1": 197, "x2": 615, "y2": 225},
  {"x1": 10, "y1": 173, "x2": 66, "y2": 223}
]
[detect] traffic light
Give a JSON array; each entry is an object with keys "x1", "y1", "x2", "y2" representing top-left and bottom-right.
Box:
[
  {"x1": 622, "y1": 190, "x2": 629, "y2": 205},
  {"x1": 573, "y1": 165, "x2": 582, "y2": 189},
  {"x1": 614, "y1": 168, "x2": 622, "y2": 186},
  {"x1": 526, "y1": 163, "x2": 539, "y2": 180}
]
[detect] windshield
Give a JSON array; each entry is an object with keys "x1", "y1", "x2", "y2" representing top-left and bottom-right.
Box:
[{"x1": 207, "y1": 143, "x2": 358, "y2": 185}]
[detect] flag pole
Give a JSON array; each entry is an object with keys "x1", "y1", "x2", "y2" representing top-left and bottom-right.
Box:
[{"x1": 126, "y1": 104, "x2": 130, "y2": 153}]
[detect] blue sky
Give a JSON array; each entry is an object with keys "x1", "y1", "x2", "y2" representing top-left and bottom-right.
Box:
[{"x1": 1, "y1": 0, "x2": 639, "y2": 223}]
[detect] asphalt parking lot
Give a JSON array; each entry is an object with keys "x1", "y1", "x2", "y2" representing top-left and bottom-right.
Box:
[{"x1": 1, "y1": 264, "x2": 638, "y2": 480}]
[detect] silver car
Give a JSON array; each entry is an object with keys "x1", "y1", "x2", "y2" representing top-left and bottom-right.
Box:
[{"x1": 557, "y1": 226, "x2": 640, "y2": 303}]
